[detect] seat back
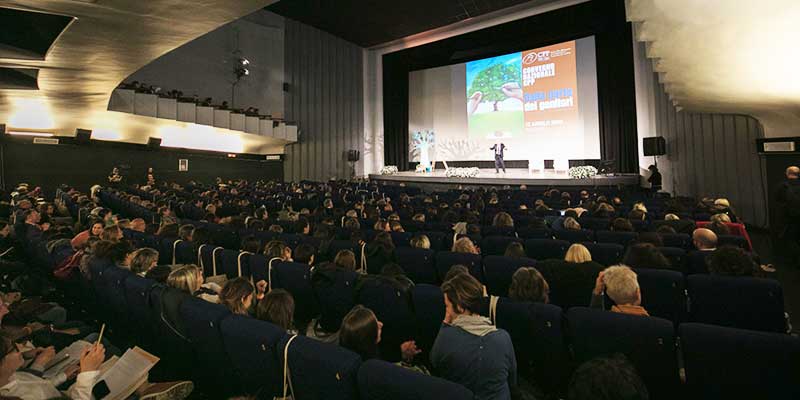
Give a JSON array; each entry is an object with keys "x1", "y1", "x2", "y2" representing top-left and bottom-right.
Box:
[
  {"x1": 517, "y1": 227, "x2": 553, "y2": 239},
  {"x1": 525, "y1": 239, "x2": 570, "y2": 261},
  {"x1": 434, "y1": 251, "x2": 483, "y2": 283},
  {"x1": 596, "y1": 230, "x2": 638, "y2": 246},
  {"x1": 718, "y1": 234, "x2": 748, "y2": 249},
  {"x1": 483, "y1": 256, "x2": 537, "y2": 296},
  {"x1": 553, "y1": 229, "x2": 594, "y2": 243},
  {"x1": 311, "y1": 267, "x2": 358, "y2": 332},
  {"x1": 220, "y1": 315, "x2": 286, "y2": 398},
  {"x1": 411, "y1": 284, "x2": 445, "y2": 362},
  {"x1": 688, "y1": 275, "x2": 785, "y2": 333},
  {"x1": 220, "y1": 249, "x2": 250, "y2": 279},
  {"x1": 395, "y1": 247, "x2": 436, "y2": 284},
  {"x1": 536, "y1": 260, "x2": 604, "y2": 309},
  {"x1": 566, "y1": 307, "x2": 679, "y2": 400},
  {"x1": 270, "y1": 260, "x2": 318, "y2": 325},
  {"x1": 582, "y1": 242, "x2": 624, "y2": 266},
  {"x1": 179, "y1": 297, "x2": 235, "y2": 395},
  {"x1": 357, "y1": 359, "x2": 474, "y2": 400},
  {"x1": 660, "y1": 233, "x2": 691, "y2": 249},
  {"x1": 357, "y1": 277, "x2": 415, "y2": 362},
  {"x1": 123, "y1": 275, "x2": 156, "y2": 329},
  {"x1": 173, "y1": 240, "x2": 196, "y2": 265},
  {"x1": 279, "y1": 335, "x2": 361, "y2": 400},
  {"x1": 635, "y1": 268, "x2": 687, "y2": 323},
  {"x1": 680, "y1": 323, "x2": 800, "y2": 400},
  {"x1": 480, "y1": 236, "x2": 523, "y2": 256},
  {"x1": 198, "y1": 245, "x2": 224, "y2": 278},
  {"x1": 657, "y1": 246, "x2": 687, "y2": 273}
]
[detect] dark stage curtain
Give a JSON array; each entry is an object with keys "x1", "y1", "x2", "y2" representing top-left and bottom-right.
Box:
[{"x1": 382, "y1": 0, "x2": 638, "y2": 173}]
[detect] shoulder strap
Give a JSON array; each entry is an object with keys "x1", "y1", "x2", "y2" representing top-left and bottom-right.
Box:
[
  {"x1": 212, "y1": 246, "x2": 224, "y2": 276},
  {"x1": 172, "y1": 239, "x2": 184, "y2": 265},
  {"x1": 197, "y1": 244, "x2": 207, "y2": 270},
  {"x1": 359, "y1": 243, "x2": 367, "y2": 275},
  {"x1": 268, "y1": 257, "x2": 282, "y2": 292},
  {"x1": 489, "y1": 295, "x2": 499, "y2": 326},
  {"x1": 237, "y1": 251, "x2": 252, "y2": 278},
  {"x1": 281, "y1": 334, "x2": 299, "y2": 399}
]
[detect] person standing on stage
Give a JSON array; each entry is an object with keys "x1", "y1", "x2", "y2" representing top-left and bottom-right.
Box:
[{"x1": 490, "y1": 141, "x2": 506, "y2": 173}]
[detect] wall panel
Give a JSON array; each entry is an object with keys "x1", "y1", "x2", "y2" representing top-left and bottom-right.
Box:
[{"x1": 283, "y1": 19, "x2": 364, "y2": 182}]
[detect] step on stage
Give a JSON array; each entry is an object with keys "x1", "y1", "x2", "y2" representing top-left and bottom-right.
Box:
[{"x1": 369, "y1": 168, "x2": 640, "y2": 189}]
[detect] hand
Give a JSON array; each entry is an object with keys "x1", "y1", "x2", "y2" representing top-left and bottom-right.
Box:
[
  {"x1": 501, "y1": 82, "x2": 524, "y2": 101},
  {"x1": 25, "y1": 322, "x2": 48, "y2": 334},
  {"x1": 31, "y1": 346, "x2": 55, "y2": 370},
  {"x1": 41, "y1": 223, "x2": 51, "y2": 232},
  {"x1": 64, "y1": 363, "x2": 80, "y2": 379},
  {"x1": 400, "y1": 340, "x2": 422, "y2": 362},
  {"x1": 593, "y1": 271, "x2": 606, "y2": 295},
  {"x1": 358, "y1": 240, "x2": 366, "y2": 246},
  {"x1": 467, "y1": 91, "x2": 483, "y2": 115},
  {"x1": 79, "y1": 343, "x2": 105, "y2": 372}
]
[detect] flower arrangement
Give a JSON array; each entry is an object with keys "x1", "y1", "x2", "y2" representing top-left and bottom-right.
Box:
[
  {"x1": 380, "y1": 165, "x2": 398, "y2": 175},
  {"x1": 445, "y1": 167, "x2": 480, "y2": 178},
  {"x1": 567, "y1": 165, "x2": 598, "y2": 179}
]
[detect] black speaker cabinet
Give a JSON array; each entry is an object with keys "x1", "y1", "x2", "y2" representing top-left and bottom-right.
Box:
[
  {"x1": 147, "y1": 137, "x2": 162, "y2": 149},
  {"x1": 75, "y1": 129, "x2": 92, "y2": 144},
  {"x1": 347, "y1": 149, "x2": 360, "y2": 162},
  {"x1": 643, "y1": 137, "x2": 666, "y2": 156}
]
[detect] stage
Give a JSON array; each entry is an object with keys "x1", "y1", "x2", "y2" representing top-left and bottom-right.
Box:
[{"x1": 369, "y1": 168, "x2": 640, "y2": 189}]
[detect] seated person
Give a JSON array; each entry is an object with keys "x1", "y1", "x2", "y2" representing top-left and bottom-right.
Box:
[
  {"x1": 431, "y1": 273, "x2": 517, "y2": 399},
  {"x1": 707, "y1": 245, "x2": 758, "y2": 277},
  {"x1": 622, "y1": 243, "x2": 671, "y2": 270},
  {"x1": 508, "y1": 267, "x2": 549, "y2": 303},
  {"x1": 339, "y1": 305, "x2": 425, "y2": 373},
  {"x1": 256, "y1": 289, "x2": 296, "y2": 334},
  {"x1": 567, "y1": 354, "x2": 649, "y2": 400},
  {"x1": 590, "y1": 265, "x2": 649, "y2": 316},
  {"x1": 130, "y1": 248, "x2": 159, "y2": 277},
  {"x1": 410, "y1": 234, "x2": 430, "y2": 250},
  {"x1": 503, "y1": 242, "x2": 526, "y2": 258},
  {"x1": 688, "y1": 228, "x2": 717, "y2": 274}
]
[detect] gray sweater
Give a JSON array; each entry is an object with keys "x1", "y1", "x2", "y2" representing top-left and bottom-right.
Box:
[{"x1": 430, "y1": 315, "x2": 517, "y2": 400}]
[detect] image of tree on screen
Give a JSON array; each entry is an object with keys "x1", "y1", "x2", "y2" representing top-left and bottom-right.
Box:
[{"x1": 466, "y1": 53, "x2": 524, "y2": 138}]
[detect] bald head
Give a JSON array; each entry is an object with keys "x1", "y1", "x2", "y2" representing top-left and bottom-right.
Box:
[
  {"x1": 787, "y1": 166, "x2": 799, "y2": 179},
  {"x1": 693, "y1": 228, "x2": 718, "y2": 250}
]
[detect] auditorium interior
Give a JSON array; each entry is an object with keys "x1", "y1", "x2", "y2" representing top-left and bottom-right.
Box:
[{"x1": 0, "y1": 0, "x2": 799, "y2": 399}]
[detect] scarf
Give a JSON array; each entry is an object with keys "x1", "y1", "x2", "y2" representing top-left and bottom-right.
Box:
[{"x1": 451, "y1": 314, "x2": 497, "y2": 337}]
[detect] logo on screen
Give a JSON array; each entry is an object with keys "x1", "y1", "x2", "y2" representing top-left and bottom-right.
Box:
[{"x1": 523, "y1": 51, "x2": 549, "y2": 64}]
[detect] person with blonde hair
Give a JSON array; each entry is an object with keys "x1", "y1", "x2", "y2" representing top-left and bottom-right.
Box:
[
  {"x1": 563, "y1": 217, "x2": 581, "y2": 231},
  {"x1": 590, "y1": 265, "x2": 648, "y2": 316},
  {"x1": 410, "y1": 234, "x2": 430, "y2": 250},
  {"x1": 452, "y1": 237, "x2": 479, "y2": 254},
  {"x1": 632, "y1": 202, "x2": 648, "y2": 214},
  {"x1": 130, "y1": 247, "x2": 159, "y2": 276},
  {"x1": 167, "y1": 265, "x2": 200, "y2": 294},
  {"x1": 334, "y1": 249, "x2": 356, "y2": 271},
  {"x1": 492, "y1": 212, "x2": 514, "y2": 228},
  {"x1": 710, "y1": 212, "x2": 731, "y2": 224},
  {"x1": 565, "y1": 244, "x2": 592, "y2": 263}
]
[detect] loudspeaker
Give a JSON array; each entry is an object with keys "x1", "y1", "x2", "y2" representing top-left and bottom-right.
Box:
[
  {"x1": 75, "y1": 129, "x2": 92, "y2": 144},
  {"x1": 347, "y1": 149, "x2": 360, "y2": 162},
  {"x1": 283, "y1": 83, "x2": 290, "y2": 92},
  {"x1": 643, "y1": 137, "x2": 666, "y2": 156},
  {"x1": 147, "y1": 137, "x2": 162, "y2": 149}
]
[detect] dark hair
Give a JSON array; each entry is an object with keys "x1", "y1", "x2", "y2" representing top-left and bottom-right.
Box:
[
  {"x1": 508, "y1": 267, "x2": 549, "y2": 303},
  {"x1": 380, "y1": 263, "x2": 406, "y2": 277},
  {"x1": 628, "y1": 209, "x2": 646, "y2": 221},
  {"x1": 107, "y1": 240, "x2": 134, "y2": 265},
  {"x1": 637, "y1": 232, "x2": 663, "y2": 247},
  {"x1": 441, "y1": 272, "x2": 484, "y2": 314},
  {"x1": 503, "y1": 242, "x2": 526, "y2": 258},
  {"x1": 443, "y1": 264, "x2": 469, "y2": 283},
  {"x1": 334, "y1": 250, "x2": 356, "y2": 271},
  {"x1": 707, "y1": 245, "x2": 755, "y2": 277},
  {"x1": 256, "y1": 289, "x2": 295, "y2": 331},
  {"x1": 339, "y1": 305, "x2": 380, "y2": 360},
  {"x1": 707, "y1": 220, "x2": 731, "y2": 236},
  {"x1": 655, "y1": 225, "x2": 677, "y2": 235},
  {"x1": 371, "y1": 231, "x2": 395, "y2": 253},
  {"x1": 610, "y1": 218, "x2": 634, "y2": 232},
  {"x1": 178, "y1": 224, "x2": 195, "y2": 241},
  {"x1": 240, "y1": 235, "x2": 261, "y2": 253},
  {"x1": 567, "y1": 354, "x2": 649, "y2": 400},
  {"x1": 294, "y1": 243, "x2": 316, "y2": 265},
  {"x1": 264, "y1": 240, "x2": 289, "y2": 259},
  {"x1": 220, "y1": 277, "x2": 254, "y2": 315},
  {"x1": 622, "y1": 243, "x2": 670, "y2": 270},
  {"x1": 157, "y1": 223, "x2": 179, "y2": 237},
  {"x1": 294, "y1": 217, "x2": 310, "y2": 234}
]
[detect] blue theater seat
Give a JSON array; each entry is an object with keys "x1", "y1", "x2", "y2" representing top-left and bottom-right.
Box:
[
  {"x1": 220, "y1": 314, "x2": 286, "y2": 398},
  {"x1": 566, "y1": 307, "x2": 680, "y2": 400},
  {"x1": 179, "y1": 298, "x2": 236, "y2": 396},
  {"x1": 657, "y1": 246, "x2": 687, "y2": 273},
  {"x1": 411, "y1": 284, "x2": 445, "y2": 362},
  {"x1": 278, "y1": 335, "x2": 361, "y2": 400},
  {"x1": 483, "y1": 255, "x2": 537, "y2": 296},
  {"x1": 582, "y1": 242, "x2": 624, "y2": 266},
  {"x1": 270, "y1": 260, "x2": 318, "y2": 324},
  {"x1": 688, "y1": 275, "x2": 786, "y2": 333},
  {"x1": 680, "y1": 323, "x2": 800, "y2": 399},
  {"x1": 434, "y1": 251, "x2": 483, "y2": 283},
  {"x1": 596, "y1": 230, "x2": 638, "y2": 246},
  {"x1": 312, "y1": 267, "x2": 358, "y2": 332},
  {"x1": 480, "y1": 235, "x2": 523, "y2": 256},
  {"x1": 357, "y1": 276, "x2": 415, "y2": 362},
  {"x1": 553, "y1": 229, "x2": 594, "y2": 243},
  {"x1": 634, "y1": 268, "x2": 687, "y2": 323},
  {"x1": 357, "y1": 359, "x2": 474, "y2": 400},
  {"x1": 395, "y1": 247, "x2": 436, "y2": 284},
  {"x1": 524, "y1": 239, "x2": 570, "y2": 261}
]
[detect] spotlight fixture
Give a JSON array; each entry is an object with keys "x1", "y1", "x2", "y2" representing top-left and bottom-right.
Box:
[
  {"x1": 4, "y1": 127, "x2": 55, "y2": 137},
  {"x1": 240, "y1": 58, "x2": 250, "y2": 66}
]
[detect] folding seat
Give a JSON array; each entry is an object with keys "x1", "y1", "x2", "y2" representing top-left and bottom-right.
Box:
[
  {"x1": 480, "y1": 236, "x2": 523, "y2": 256},
  {"x1": 279, "y1": 233, "x2": 304, "y2": 249},
  {"x1": 680, "y1": 323, "x2": 800, "y2": 400},
  {"x1": 411, "y1": 284, "x2": 445, "y2": 362},
  {"x1": 312, "y1": 267, "x2": 358, "y2": 332},
  {"x1": 660, "y1": 233, "x2": 691, "y2": 249},
  {"x1": 525, "y1": 238, "x2": 570, "y2": 261},
  {"x1": 197, "y1": 244, "x2": 224, "y2": 278},
  {"x1": 220, "y1": 315, "x2": 286, "y2": 398},
  {"x1": 98, "y1": 266, "x2": 134, "y2": 327},
  {"x1": 395, "y1": 247, "x2": 436, "y2": 284},
  {"x1": 566, "y1": 307, "x2": 680, "y2": 400},
  {"x1": 718, "y1": 234, "x2": 748, "y2": 249},
  {"x1": 553, "y1": 229, "x2": 594, "y2": 243},
  {"x1": 123, "y1": 275, "x2": 156, "y2": 327},
  {"x1": 582, "y1": 242, "x2": 624, "y2": 266},
  {"x1": 634, "y1": 268, "x2": 687, "y2": 323},
  {"x1": 687, "y1": 275, "x2": 786, "y2": 333},
  {"x1": 390, "y1": 231, "x2": 413, "y2": 247},
  {"x1": 173, "y1": 240, "x2": 196, "y2": 265},
  {"x1": 179, "y1": 297, "x2": 237, "y2": 396},
  {"x1": 220, "y1": 249, "x2": 250, "y2": 279},
  {"x1": 492, "y1": 298, "x2": 570, "y2": 394},
  {"x1": 481, "y1": 226, "x2": 517, "y2": 237},
  {"x1": 248, "y1": 253, "x2": 270, "y2": 283},
  {"x1": 580, "y1": 217, "x2": 611, "y2": 231},
  {"x1": 328, "y1": 239, "x2": 360, "y2": 260},
  {"x1": 357, "y1": 277, "x2": 415, "y2": 362},
  {"x1": 278, "y1": 335, "x2": 361, "y2": 400},
  {"x1": 358, "y1": 359, "x2": 474, "y2": 400},
  {"x1": 595, "y1": 230, "x2": 638, "y2": 246},
  {"x1": 270, "y1": 260, "x2": 319, "y2": 325},
  {"x1": 483, "y1": 255, "x2": 537, "y2": 296},
  {"x1": 535, "y1": 259, "x2": 603, "y2": 309},
  {"x1": 434, "y1": 251, "x2": 483, "y2": 283},
  {"x1": 517, "y1": 227, "x2": 553, "y2": 239},
  {"x1": 158, "y1": 238, "x2": 177, "y2": 265},
  {"x1": 657, "y1": 246, "x2": 686, "y2": 273},
  {"x1": 419, "y1": 231, "x2": 446, "y2": 251}
]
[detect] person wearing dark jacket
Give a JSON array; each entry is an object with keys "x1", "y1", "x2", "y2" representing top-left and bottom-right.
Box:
[
  {"x1": 775, "y1": 166, "x2": 800, "y2": 264},
  {"x1": 431, "y1": 273, "x2": 517, "y2": 400},
  {"x1": 363, "y1": 232, "x2": 397, "y2": 274}
]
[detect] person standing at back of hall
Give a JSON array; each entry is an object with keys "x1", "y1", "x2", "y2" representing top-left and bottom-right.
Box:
[
  {"x1": 776, "y1": 165, "x2": 800, "y2": 265},
  {"x1": 491, "y1": 140, "x2": 506, "y2": 173}
]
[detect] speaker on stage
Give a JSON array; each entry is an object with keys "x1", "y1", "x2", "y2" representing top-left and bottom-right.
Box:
[
  {"x1": 75, "y1": 129, "x2": 92, "y2": 144},
  {"x1": 347, "y1": 149, "x2": 360, "y2": 162},
  {"x1": 643, "y1": 137, "x2": 666, "y2": 156}
]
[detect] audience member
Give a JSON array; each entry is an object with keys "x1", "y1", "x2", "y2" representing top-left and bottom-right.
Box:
[
  {"x1": 503, "y1": 242, "x2": 526, "y2": 258},
  {"x1": 622, "y1": 243, "x2": 671, "y2": 270},
  {"x1": 256, "y1": 289, "x2": 296, "y2": 333},
  {"x1": 363, "y1": 232, "x2": 397, "y2": 274},
  {"x1": 508, "y1": 267, "x2": 549, "y2": 303},
  {"x1": 410, "y1": 234, "x2": 430, "y2": 249},
  {"x1": 71, "y1": 221, "x2": 103, "y2": 249},
  {"x1": 130, "y1": 247, "x2": 159, "y2": 276},
  {"x1": 590, "y1": 265, "x2": 648, "y2": 316},
  {"x1": 452, "y1": 237, "x2": 479, "y2": 254},
  {"x1": 334, "y1": 250, "x2": 356, "y2": 271},
  {"x1": 707, "y1": 245, "x2": 757, "y2": 277},
  {"x1": 567, "y1": 354, "x2": 649, "y2": 400},
  {"x1": 688, "y1": 228, "x2": 718, "y2": 274}
]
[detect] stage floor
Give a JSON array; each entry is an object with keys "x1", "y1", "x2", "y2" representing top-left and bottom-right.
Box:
[{"x1": 369, "y1": 168, "x2": 640, "y2": 187}]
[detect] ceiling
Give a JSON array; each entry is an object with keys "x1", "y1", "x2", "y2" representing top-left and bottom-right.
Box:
[
  {"x1": 0, "y1": 0, "x2": 288, "y2": 154},
  {"x1": 267, "y1": 0, "x2": 564, "y2": 48},
  {"x1": 627, "y1": 0, "x2": 800, "y2": 136}
]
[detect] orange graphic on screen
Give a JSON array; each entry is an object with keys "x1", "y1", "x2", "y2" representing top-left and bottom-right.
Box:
[{"x1": 521, "y1": 40, "x2": 578, "y2": 133}]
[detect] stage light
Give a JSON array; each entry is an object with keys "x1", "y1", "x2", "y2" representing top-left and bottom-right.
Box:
[
  {"x1": 243, "y1": 68, "x2": 249, "y2": 76},
  {"x1": 240, "y1": 58, "x2": 250, "y2": 66},
  {"x1": 5, "y1": 128, "x2": 55, "y2": 137}
]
